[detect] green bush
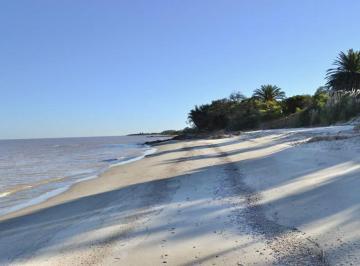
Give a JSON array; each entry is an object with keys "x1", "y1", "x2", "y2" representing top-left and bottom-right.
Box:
[
  {"x1": 227, "y1": 100, "x2": 261, "y2": 130},
  {"x1": 319, "y1": 95, "x2": 360, "y2": 124},
  {"x1": 255, "y1": 100, "x2": 283, "y2": 121},
  {"x1": 282, "y1": 95, "x2": 312, "y2": 115}
]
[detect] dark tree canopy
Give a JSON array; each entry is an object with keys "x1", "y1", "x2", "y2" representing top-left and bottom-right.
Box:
[
  {"x1": 282, "y1": 95, "x2": 312, "y2": 115},
  {"x1": 326, "y1": 49, "x2": 360, "y2": 92},
  {"x1": 229, "y1": 91, "x2": 246, "y2": 102}
]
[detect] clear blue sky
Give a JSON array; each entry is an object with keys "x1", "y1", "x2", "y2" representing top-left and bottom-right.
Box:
[{"x1": 1, "y1": 0, "x2": 359, "y2": 139}]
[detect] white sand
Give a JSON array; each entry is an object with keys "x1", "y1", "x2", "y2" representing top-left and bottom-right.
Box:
[{"x1": 0, "y1": 125, "x2": 359, "y2": 265}]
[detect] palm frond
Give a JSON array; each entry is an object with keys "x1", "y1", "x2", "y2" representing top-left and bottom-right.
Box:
[
  {"x1": 252, "y1": 85, "x2": 285, "y2": 101},
  {"x1": 326, "y1": 49, "x2": 360, "y2": 91}
]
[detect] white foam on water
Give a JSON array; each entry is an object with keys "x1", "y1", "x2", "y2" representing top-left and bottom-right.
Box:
[{"x1": 0, "y1": 186, "x2": 70, "y2": 216}]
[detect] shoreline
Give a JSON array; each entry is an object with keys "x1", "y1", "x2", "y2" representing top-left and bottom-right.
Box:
[
  {"x1": 0, "y1": 125, "x2": 359, "y2": 265},
  {"x1": 0, "y1": 143, "x2": 157, "y2": 219}
]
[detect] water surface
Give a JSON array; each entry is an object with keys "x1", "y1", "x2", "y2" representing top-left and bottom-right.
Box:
[{"x1": 0, "y1": 135, "x2": 167, "y2": 215}]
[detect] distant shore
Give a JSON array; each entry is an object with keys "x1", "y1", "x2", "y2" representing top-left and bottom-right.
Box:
[{"x1": 0, "y1": 125, "x2": 359, "y2": 265}]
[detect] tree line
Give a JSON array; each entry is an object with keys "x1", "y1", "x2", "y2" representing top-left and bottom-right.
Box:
[{"x1": 187, "y1": 49, "x2": 360, "y2": 132}]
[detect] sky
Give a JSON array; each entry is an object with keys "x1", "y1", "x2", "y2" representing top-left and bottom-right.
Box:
[{"x1": 1, "y1": 0, "x2": 360, "y2": 139}]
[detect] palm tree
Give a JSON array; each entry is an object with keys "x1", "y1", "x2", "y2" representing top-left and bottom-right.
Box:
[
  {"x1": 326, "y1": 49, "x2": 360, "y2": 92},
  {"x1": 252, "y1": 85, "x2": 285, "y2": 101}
]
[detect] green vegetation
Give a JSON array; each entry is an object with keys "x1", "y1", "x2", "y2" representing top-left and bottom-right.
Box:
[
  {"x1": 187, "y1": 49, "x2": 360, "y2": 133},
  {"x1": 252, "y1": 85, "x2": 285, "y2": 101},
  {"x1": 326, "y1": 49, "x2": 360, "y2": 91}
]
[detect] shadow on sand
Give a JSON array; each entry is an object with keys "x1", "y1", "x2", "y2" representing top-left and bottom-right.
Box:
[{"x1": 0, "y1": 133, "x2": 359, "y2": 265}]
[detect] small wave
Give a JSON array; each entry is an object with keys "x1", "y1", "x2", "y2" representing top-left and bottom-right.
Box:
[
  {"x1": 0, "y1": 186, "x2": 70, "y2": 216},
  {"x1": 104, "y1": 143, "x2": 140, "y2": 148},
  {"x1": 109, "y1": 146, "x2": 157, "y2": 168},
  {"x1": 0, "y1": 184, "x2": 33, "y2": 198},
  {"x1": 0, "y1": 177, "x2": 69, "y2": 200},
  {"x1": 75, "y1": 174, "x2": 98, "y2": 183},
  {"x1": 0, "y1": 191, "x2": 12, "y2": 198},
  {"x1": 101, "y1": 158, "x2": 119, "y2": 163}
]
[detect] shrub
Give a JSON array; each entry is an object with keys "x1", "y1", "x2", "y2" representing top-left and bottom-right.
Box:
[
  {"x1": 227, "y1": 99, "x2": 261, "y2": 130},
  {"x1": 282, "y1": 95, "x2": 312, "y2": 115}
]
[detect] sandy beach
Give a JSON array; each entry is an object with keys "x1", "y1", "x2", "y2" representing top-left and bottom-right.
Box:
[{"x1": 1, "y1": 125, "x2": 359, "y2": 265}]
